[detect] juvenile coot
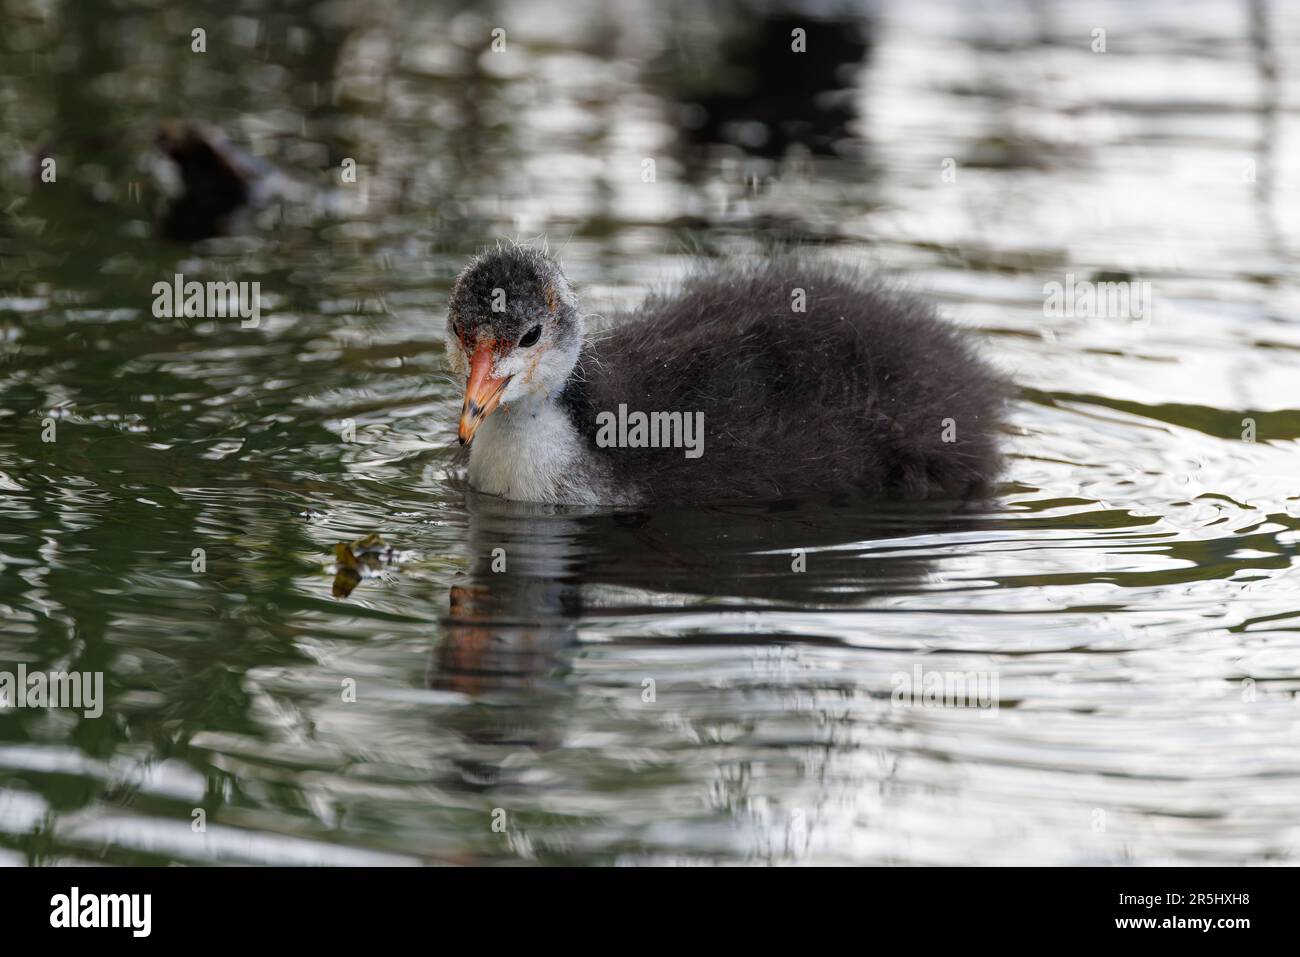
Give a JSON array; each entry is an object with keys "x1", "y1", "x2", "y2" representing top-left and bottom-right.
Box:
[{"x1": 445, "y1": 246, "x2": 1006, "y2": 506}]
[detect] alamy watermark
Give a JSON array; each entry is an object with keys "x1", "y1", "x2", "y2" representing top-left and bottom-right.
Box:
[
  {"x1": 595, "y1": 404, "x2": 704, "y2": 459},
  {"x1": 151, "y1": 273, "x2": 260, "y2": 327},
  {"x1": 1043, "y1": 272, "x2": 1151, "y2": 322},
  {"x1": 891, "y1": 664, "x2": 999, "y2": 715},
  {"x1": 50, "y1": 887, "x2": 150, "y2": 937},
  {"x1": 0, "y1": 665, "x2": 103, "y2": 718}
]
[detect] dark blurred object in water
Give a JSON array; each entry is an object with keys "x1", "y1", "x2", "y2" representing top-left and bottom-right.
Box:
[
  {"x1": 654, "y1": 8, "x2": 872, "y2": 168},
  {"x1": 155, "y1": 123, "x2": 270, "y2": 241}
]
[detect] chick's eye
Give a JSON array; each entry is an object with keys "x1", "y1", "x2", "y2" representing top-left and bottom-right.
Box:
[{"x1": 518, "y1": 324, "x2": 542, "y2": 348}]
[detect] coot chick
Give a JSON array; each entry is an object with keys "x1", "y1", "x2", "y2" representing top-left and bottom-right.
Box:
[{"x1": 445, "y1": 246, "x2": 1006, "y2": 506}]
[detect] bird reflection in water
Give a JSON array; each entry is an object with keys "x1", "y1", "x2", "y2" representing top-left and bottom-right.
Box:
[{"x1": 433, "y1": 488, "x2": 972, "y2": 698}]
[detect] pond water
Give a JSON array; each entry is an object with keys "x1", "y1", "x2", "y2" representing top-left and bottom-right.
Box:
[{"x1": 1, "y1": 0, "x2": 1299, "y2": 865}]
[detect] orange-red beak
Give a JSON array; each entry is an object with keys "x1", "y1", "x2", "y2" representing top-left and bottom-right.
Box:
[{"x1": 458, "y1": 341, "x2": 510, "y2": 445}]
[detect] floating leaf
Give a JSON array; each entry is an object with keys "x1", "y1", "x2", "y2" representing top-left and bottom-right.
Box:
[{"x1": 331, "y1": 533, "x2": 395, "y2": 598}]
